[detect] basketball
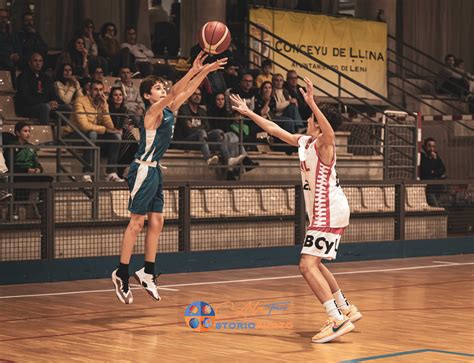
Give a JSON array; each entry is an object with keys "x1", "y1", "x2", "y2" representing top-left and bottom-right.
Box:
[{"x1": 198, "y1": 21, "x2": 231, "y2": 55}]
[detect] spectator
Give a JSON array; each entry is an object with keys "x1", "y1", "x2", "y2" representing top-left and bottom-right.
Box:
[
  {"x1": 0, "y1": 114, "x2": 12, "y2": 201},
  {"x1": 121, "y1": 26, "x2": 155, "y2": 77},
  {"x1": 12, "y1": 122, "x2": 53, "y2": 209},
  {"x1": 175, "y1": 89, "x2": 242, "y2": 167},
  {"x1": 115, "y1": 66, "x2": 145, "y2": 124},
  {"x1": 0, "y1": 8, "x2": 20, "y2": 88},
  {"x1": 91, "y1": 65, "x2": 105, "y2": 82},
  {"x1": 54, "y1": 63, "x2": 83, "y2": 105},
  {"x1": 285, "y1": 69, "x2": 312, "y2": 119},
  {"x1": 420, "y1": 137, "x2": 447, "y2": 207},
  {"x1": 255, "y1": 59, "x2": 273, "y2": 88},
  {"x1": 76, "y1": 19, "x2": 99, "y2": 57},
  {"x1": 15, "y1": 53, "x2": 70, "y2": 125},
  {"x1": 437, "y1": 54, "x2": 469, "y2": 98},
  {"x1": 14, "y1": 12, "x2": 48, "y2": 68},
  {"x1": 149, "y1": 0, "x2": 169, "y2": 26},
  {"x1": 98, "y1": 22, "x2": 133, "y2": 76},
  {"x1": 108, "y1": 86, "x2": 138, "y2": 178},
  {"x1": 56, "y1": 35, "x2": 90, "y2": 78},
  {"x1": 208, "y1": 92, "x2": 258, "y2": 179},
  {"x1": 223, "y1": 60, "x2": 240, "y2": 90},
  {"x1": 80, "y1": 76, "x2": 92, "y2": 96},
  {"x1": 63, "y1": 80, "x2": 123, "y2": 182},
  {"x1": 170, "y1": 0, "x2": 181, "y2": 32},
  {"x1": 272, "y1": 73, "x2": 305, "y2": 131}
]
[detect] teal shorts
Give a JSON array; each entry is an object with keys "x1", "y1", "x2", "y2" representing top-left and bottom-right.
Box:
[{"x1": 127, "y1": 161, "x2": 164, "y2": 215}]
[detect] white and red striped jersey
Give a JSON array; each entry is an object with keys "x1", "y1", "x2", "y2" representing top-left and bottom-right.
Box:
[{"x1": 298, "y1": 135, "x2": 350, "y2": 228}]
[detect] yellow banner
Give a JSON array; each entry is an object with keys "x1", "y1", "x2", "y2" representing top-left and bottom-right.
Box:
[{"x1": 249, "y1": 8, "x2": 387, "y2": 99}]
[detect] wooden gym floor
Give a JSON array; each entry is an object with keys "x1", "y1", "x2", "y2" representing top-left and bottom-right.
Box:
[{"x1": 0, "y1": 254, "x2": 473, "y2": 362}]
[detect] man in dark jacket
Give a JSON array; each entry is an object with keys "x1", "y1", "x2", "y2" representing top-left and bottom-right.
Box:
[
  {"x1": 420, "y1": 137, "x2": 447, "y2": 207},
  {"x1": 14, "y1": 12, "x2": 48, "y2": 67},
  {"x1": 14, "y1": 53, "x2": 71, "y2": 124},
  {"x1": 285, "y1": 70, "x2": 312, "y2": 120}
]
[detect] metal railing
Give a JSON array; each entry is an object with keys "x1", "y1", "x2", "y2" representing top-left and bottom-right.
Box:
[{"x1": 0, "y1": 179, "x2": 472, "y2": 262}]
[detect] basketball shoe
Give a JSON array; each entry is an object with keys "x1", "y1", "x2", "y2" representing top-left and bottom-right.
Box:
[
  {"x1": 311, "y1": 316, "x2": 354, "y2": 343},
  {"x1": 340, "y1": 304, "x2": 363, "y2": 323},
  {"x1": 134, "y1": 267, "x2": 161, "y2": 301},
  {"x1": 111, "y1": 269, "x2": 133, "y2": 304}
]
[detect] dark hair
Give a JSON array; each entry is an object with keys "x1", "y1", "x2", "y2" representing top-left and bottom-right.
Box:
[
  {"x1": 424, "y1": 137, "x2": 436, "y2": 145},
  {"x1": 108, "y1": 86, "x2": 125, "y2": 109},
  {"x1": 100, "y1": 22, "x2": 117, "y2": 37},
  {"x1": 91, "y1": 80, "x2": 104, "y2": 88},
  {"x1": 81, "y1": 18, "x2": 94, "y2": 28},
  {"x1": 319, "y1": 104, "x2": 342, "y2": 132},
  {"x1": 140, "y1": 75, "x2": 166, "y2": 105},
  {"x1": 125, "y1": 25, "x2": 136, "y2": 33},
  {"x1": 261, "y1": 59, "x2": 272, "y2": 68},
  {"x1": 259, "y1": 80, "x2": 273, "y2": 96},
  {"x1": 444, "y1": 54, "x2": 455, "y2": 62},
  {"x1": 14, "y1": 121, "x2": 30, "y2": 134},
  {"x1": 22, "y1": 11, "x2": 33, "y2": 20},
  {"x1": 68, "y1": 35, "x2": 86, "y2": 54},
  {"x1": 55, "y1": 62, "x2": 74, "y2": 83}
]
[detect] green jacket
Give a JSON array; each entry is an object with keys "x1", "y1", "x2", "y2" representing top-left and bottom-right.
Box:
[{"x1": 13, "y1": 142, "x2": 42, "y2": 173}]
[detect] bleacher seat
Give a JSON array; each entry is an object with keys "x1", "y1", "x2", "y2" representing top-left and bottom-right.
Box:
[
  {"x1": 232, "y1": 188, "x2": 260, "y2": 215},
  {"x1": 342, "y1": 187, "x2": 364, "y2": 213},
  {"x1": 405, "y1": 185, "x2": 444, "y2": 211},
  {"x1": 2, "y1": 124, "x2": 53, "y2": 145},
  {"x1": 103, "y1": 76, "x2": 118, "y2": 91},
  {"x1": 203, "y1": 188, "x2": 238, "y2": 217},
  {"x1": 361, "y1": 186, "x2": 392, "y2": 212},
  {"x1": 190, "y1": 189, "x2": 206, "y2": 218},
  {"x1": 0, "y1": 95, "x2": 29, "y2": 122},
  {"x1": 0, "y1": 71, "x2": 14, "y2": 94},
  {"x1": 261, "y1": 188, "x2": 292, "y2": 215},
  {"x1": 163, "y1": 189, "x2": 178, "y2": 219}
]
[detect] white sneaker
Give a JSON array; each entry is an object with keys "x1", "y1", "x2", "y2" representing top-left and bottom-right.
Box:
[
  {"x1": 111, "y1": 269, "x2": 133, "y2": 304},
  {"x1": 82, "y1": 175, "x2": 93, "y2": 182},
  {"x1": 106, "y1": 172, "x2": 125, "y2": 182},
  {"x1": 206, "y1": 155, "x2": 219, "y2": 166},
  {"x1": 228, "y1": 154, "x2": 245, "y2": 166},
  {"x1": 134, "y1": 267, "x2": 161, "y2": 301}
]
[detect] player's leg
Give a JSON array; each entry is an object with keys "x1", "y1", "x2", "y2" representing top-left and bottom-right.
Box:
[
  {"x1": 317, "y1": 261, "x2": 362, "y2": 323},
  {"x1": 133, "y1": 179, "x2": 164, "y2": 301},
  {"x1": 112, "y1": 212, "x2": 146, "y2": 304}
]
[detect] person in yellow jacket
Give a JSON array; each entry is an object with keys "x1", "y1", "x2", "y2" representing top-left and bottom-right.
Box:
[{"x1": 63, "y1": 80, "x2": 124, "y2": 181}]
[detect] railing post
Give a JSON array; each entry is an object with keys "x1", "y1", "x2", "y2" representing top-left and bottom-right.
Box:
[
  {"x1": 383, "y1": 116, "x2": 389, "y2": 180},
  {"x1": 178, "y1": 184, "x2": 191, "y2": 252},
  {"x1": 43, "y1": 185, "x2": 55, "y2": 260},
  {"x1": 394, "y1": 182, "x2": 405, "y2": 243}
]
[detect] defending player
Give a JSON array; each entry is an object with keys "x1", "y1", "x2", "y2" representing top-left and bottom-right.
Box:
[
  {"x1": 112, "y1": 51, "x2": 227, "y2": 304},
  {"x1": 230, "y1": 77, "x2": 362, "y2": 343}
]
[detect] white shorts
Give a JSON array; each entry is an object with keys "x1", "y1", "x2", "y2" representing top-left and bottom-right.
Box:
[{"x1": 300, "y1": 227, "x2": 345, "y2": 260}]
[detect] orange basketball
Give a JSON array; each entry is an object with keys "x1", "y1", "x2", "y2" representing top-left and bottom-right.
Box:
[{"x1": 198, "y1": 21, "x2": 231, "y2": 55}]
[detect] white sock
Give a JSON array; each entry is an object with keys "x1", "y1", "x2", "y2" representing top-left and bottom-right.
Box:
[
  {"x1": 333, "y1": 289, "x2": 350, "y2": 309},
  {"x1": 323, "y1": 299, "x2": 344, "y2": 320}
]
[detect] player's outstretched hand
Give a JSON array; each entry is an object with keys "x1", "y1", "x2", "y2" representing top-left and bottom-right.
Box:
[
  {"x1": 299, "y1": 76, "x2": 315, "y2": 104},
  {"x1": 230, "y1": 94, "x2": 251, "y2": 116},
  {"x1": 192, "y1": 50, "x2": 208, "y2": 73},
  {"x1": 206, "y1": 57, "x2": 228, "y2": 73}
]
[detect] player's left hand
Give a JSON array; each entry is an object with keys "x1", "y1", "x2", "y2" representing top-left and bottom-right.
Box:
[
  {"x1": 192, "y1": 50, "x2": 208, "y2": 73},
  {"x1": 299, "y1": 76, "x2": 315, "y2": 103},
  {"x1": 206, "y1": 57, "x2": 228, "y2": 73},
  {"x1": 230, "y1": 94, "x2": 250, "y2": 116}
]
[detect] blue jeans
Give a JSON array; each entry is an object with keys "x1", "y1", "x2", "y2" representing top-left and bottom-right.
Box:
[
  {"x1": 30, "y1": 103, "x2": 72, "y2": 125},
  {"x1": 181, "y1": 129, "x2": 231, "y2": 161}
]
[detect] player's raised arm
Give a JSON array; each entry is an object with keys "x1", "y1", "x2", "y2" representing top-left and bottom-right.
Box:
[
  {"x1": 300, "y1": 77, "x2": 335, "y2": 146},
  {"x1": 229, "y1": 94, "x2": 301, "y2": 147},
  {"x1": 169, "y1": 51, "x2": 208, "y2": 97},
  {"x1": 169, "y1": 57, "x2": 228, "y2": 112}
]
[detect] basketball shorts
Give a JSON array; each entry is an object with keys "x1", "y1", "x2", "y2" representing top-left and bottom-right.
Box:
[
  {"x1": 127, "y1": 160, "x2": 164, "y2": 215},
  {"x1": 300, "y1": 227, "x2": 345, "y2": 260}
]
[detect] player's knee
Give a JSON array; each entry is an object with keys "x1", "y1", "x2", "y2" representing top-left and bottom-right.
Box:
[
  {"x1": 128, "y1": 218, "x2": 145, "y2": 234},
  {"x1": 149, "y1": 214, "x2": 164, "y2": 230},
  {"x1": 299, "y1": 259, "x2": 312, "y2": 275}
]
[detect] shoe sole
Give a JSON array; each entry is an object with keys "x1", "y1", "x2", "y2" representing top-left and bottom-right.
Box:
[
  {"x1": 134, "y1": 273, "x2": 162, "y2": 301},
  {"x1": 111, "y1": 271, "x2": 132, "y2": 304},
  {"x1": 311, "y1": 321, "x2": 355, "y2": 343}
]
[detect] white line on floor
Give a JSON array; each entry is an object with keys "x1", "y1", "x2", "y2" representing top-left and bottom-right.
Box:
[
  {"x1": 0, "y1": 261, "x2": 472, "y2": 299},
  {"x1": 432, "y1": 260, "x2": 460, "y2": 265}
]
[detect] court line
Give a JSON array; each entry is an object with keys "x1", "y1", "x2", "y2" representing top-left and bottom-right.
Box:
[
  {"x1": 0, "y1": 261, "x2": 472, "y2": 300},
  {"x1": 341, "y1": 348, "x2": 474, "y2": 362},
  {"x1": 431, "y1": 260, "x2": 459, "y2": 265}
]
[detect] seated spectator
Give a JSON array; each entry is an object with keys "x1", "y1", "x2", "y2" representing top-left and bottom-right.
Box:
[
  {"x1": 149, "y1": 0, "x2": 169, "y2": 25},
  {"x1": 255, "y1": 59, "x2": 272, "y2": 88},
  {"x1": 272, "y1": 73, "x2": 305, "y2": 131},
  {"x1": 107, "y1": 86, "x2": 138, "y2": 178},
  {"x1": 0, "y1": 115, "x2": 12, "y2": 201},
  {"x1": 285, "y1": 69, "x2": 312, "y2": 119},
  {"x1": 63, "y1": 80, "x2": 123, "y2": 182},
  {"x1": 98, "y1": 22, "x2": 133, "y2": 76},
  {"x1": 114, "y1": 66, "x2": 145, "y2": 125},
  {"x1": 223, "y1": 60, "x2": 240, "y2": 90},
  {"x1": 80, "y1": 76, "x2": 92, "y2": 96},
  {"x1": 14, "y1": 12, "x2": 48, "y2": 69},
  {"x1": 0, "y1": 8, "x2": 20, "y2": 88},
  {"x1": 208, "y1": 92, "x2": 258, "y2": 179},
  {"x1": 121, "y1": 26, "x2": 155, "y2": 77},
  {"x1": 175, "y1": 89, "x2": 242, "y2": 167},
  {"x1": 56, "y1": 35, "x2": 90, "y2": 78},
  {"x1": 54, "y1": 63, "x2": 83, "y2": 105},
  {"x1": 437, "y1": 54, "x2": 469, "y2": 98},
  {"x1": 15, "y1": 53, "x2": 71, "y2": 124},
  {"x1": 76, "y1": 18, "x2": 99, "y2": 57},
  {"x1": 420, "y1": 137, "x2": 447, "y2": 207},
  {"x1": 11, "y1": 122, "x2": 53, "y2": 211}
]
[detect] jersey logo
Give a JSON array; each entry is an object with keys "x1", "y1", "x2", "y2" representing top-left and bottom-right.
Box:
[
  {"x1": 303, "y1": 180, "x2": 310, "y2": 190},
  {"x1": 300, "y1": 161, "x2": 310, "y2": 172}
]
